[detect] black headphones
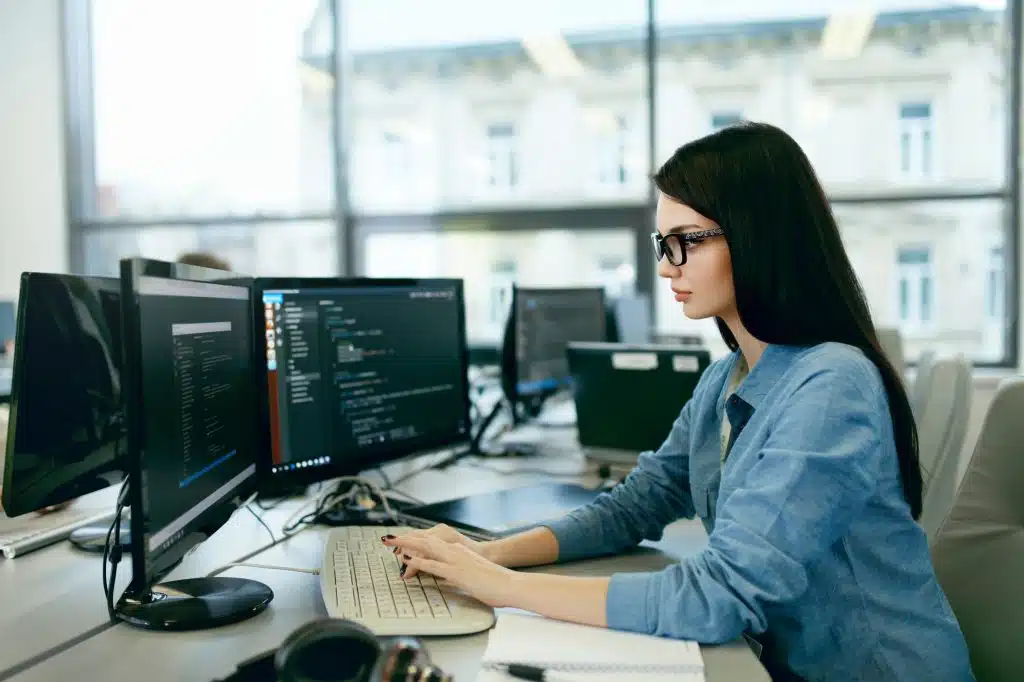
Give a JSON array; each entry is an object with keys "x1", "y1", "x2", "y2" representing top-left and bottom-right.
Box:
[{"x1": 213, "y1": 618, "x2": 453, "y2": 682}]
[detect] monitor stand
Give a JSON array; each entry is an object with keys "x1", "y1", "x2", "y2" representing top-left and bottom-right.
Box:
[
  {"x1": 114, "y1": 578, "x2": 273, "y2": 631},
  {"x1": 69, "y1": 519, "x2": 132, "y2": 553}
]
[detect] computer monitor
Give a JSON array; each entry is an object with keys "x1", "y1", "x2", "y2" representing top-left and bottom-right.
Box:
[
  {"x1": 2, "y1": 273, "x2": 126, "y2": 520},
  {"x1": 116, "y1": 258, "x2": 271, "y2": 630},
  {"x1": 609, "y1": 294, "x2": 652, "y2": 344},
  {"x1": 253, "y1": 277, "x2": 472, "y2": 495},
  {"x1": 0, "y1": 300, "x2": 14, "y2": 352},
  {"x1": 500, "y1": 286, "x2": 608, "y2": 420}
]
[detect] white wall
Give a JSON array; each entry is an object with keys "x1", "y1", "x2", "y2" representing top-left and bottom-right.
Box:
[{"x1": 0, "y1": 0, "x2": 68, "y2": 302}]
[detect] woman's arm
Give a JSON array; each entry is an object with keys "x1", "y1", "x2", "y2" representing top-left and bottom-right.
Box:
[{"x1": 481, "y1": 526, "x2": 560, "y2": 568}]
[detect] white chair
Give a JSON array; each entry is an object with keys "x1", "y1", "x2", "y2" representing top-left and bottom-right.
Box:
[
  {"x1": 917, "y1": 355, "x2": 972, "y2": 541},
  {"x1": 911, "y1": 349, "x2": 937, "y2": 420},
  {"x1": 876, "y1": 327, "x2": 906, "y2": 383},
  {"x1": 932, "y1": 377, "x2": 1024, "y2": 681}
]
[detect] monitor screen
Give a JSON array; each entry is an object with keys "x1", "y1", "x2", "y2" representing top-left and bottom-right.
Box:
[
  {"x1": 121, "y1": 259, "x2": 257, "y2": 580},
  {"x1": 513, "y1": 287, "x2": 607, "y2": 396},
  {"x1": 255, "y1": 278, "x2": 471, "y2": 486},
  {"x1": 1, "y1": 273, "x2": 125, "y2": 516}
]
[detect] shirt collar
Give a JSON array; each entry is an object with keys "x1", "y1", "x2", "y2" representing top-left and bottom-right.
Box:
[{"x1": 732, "y1": 344, "x2": 807, "y2": 410}]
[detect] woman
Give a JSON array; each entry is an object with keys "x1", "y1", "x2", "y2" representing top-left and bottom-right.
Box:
[{"x1": 384, "y1": 122, "x2": 973, "y2": 681}]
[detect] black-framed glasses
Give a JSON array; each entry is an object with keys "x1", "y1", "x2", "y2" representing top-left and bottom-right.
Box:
[{"x1": 651, "y1": 228, "x2": 725, "y2": 266}]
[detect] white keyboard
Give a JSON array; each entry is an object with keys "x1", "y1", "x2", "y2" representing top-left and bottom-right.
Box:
[
  {"x1": 0, "y1": 509, "x2": 114, "y2": 559},
  {"x1": 320, "y1": 526, "x2": 495, "y2": 636}
]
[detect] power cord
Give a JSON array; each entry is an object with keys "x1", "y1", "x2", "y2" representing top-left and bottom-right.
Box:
[
  {"x1": 209, "y1": 562, "x2": 320, "y2": 577},
  {"x1": 245, "y1": 504, "x2": 276, "y2": 543},
  {"x1": 102, "y1": 478, "x2": 129, "y2": 622},
  {"x1": 281, "y1": 476, "x2": 397, "y2": 535}
]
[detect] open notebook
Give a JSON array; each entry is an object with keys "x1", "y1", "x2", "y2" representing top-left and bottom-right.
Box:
[{"x1": 477, "y1": 612, "x2": 705, "y2": 681}]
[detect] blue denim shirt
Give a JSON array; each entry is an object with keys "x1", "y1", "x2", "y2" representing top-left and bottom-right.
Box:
[{"x1": 546, "y1": 343, "x2": 973, "y2": 681}]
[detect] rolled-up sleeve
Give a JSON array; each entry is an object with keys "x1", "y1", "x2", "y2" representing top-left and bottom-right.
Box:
[
  {"x1": 544, "y1": 398, "x2": 697, "y2": 563},
  {"x1": 604, "y1": 366, "x2": 884, "y2": 641}
]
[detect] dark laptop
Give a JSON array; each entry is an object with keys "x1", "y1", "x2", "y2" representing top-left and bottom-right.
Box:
[
  {"x1": 568, "y1": 342, "x2": 711, "y2": 454},
  {"x1": 407, "y1": 482, "x2": 602, "y2": 539}
]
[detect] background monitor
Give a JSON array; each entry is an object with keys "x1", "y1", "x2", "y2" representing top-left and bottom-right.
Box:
[
  {"x1": 608, "y1": 294, "x2": 652, "y2": 344},
  {"x1": 1, "y1": 273, "x2": 125, "y2": 517},
  {"x1": 117, "y1": 258, "x2": 271, "y2": 630},
  {"x1": 500, "y1": 286, "x2": 608, "y2": 418},
  {"x1": 253, "y1": 277, "x2": 472, "y2": 491},
  {"x1": 567, "y1": 341, "x2": 711, "y2": 455}
]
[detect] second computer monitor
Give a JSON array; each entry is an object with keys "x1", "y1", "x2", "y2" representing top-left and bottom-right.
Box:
[
  {"x1": 502, "y1": 286, "x2": 608, "y2": 414},
  {"x1": 254, "y1": 278, "x2": 472, "y2": 488}
]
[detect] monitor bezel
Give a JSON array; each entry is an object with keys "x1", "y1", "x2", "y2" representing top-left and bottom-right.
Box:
[
  {"x1": 1, "y1": 272, "x2": 125, "y2": 517},
  {"x1": 251, "y1": 276, "x2": 473, "y2": 491},
  {"x1": 120, "y1": 258, "x2": 257, "y2": 594}
]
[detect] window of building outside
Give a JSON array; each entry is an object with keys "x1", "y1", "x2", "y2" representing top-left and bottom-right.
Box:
[
  {"x1": 986, "y1": 245, "x2": 1005, "y2": 321},
  {"x1": 897, "y1": 245, "x2": 935, "y2": 329},
  {"x1": 898, "y1": 102, "x2": 934, "y2": 180},
  {"x1": 486, "y1": 122, "x2": 519, "y2": 191}
]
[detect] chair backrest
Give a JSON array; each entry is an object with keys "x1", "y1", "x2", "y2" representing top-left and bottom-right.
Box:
[
  {"x1": 932, "y1": 376, "x2": 1024, "y2": 681},
  {"x1": 875, "y1": 327, "x2": 906, "y2": 382},
  {"x1": 917, "y1": 355, "x2": 972, "y2": 540},
  {"x1": 912, "y1": 349, "x2": 938, "y2": 419}
]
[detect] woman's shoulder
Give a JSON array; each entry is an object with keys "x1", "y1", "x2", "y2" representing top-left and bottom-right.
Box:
[{"x1": 785, "y1": 341, "x2": 886, "y2": 398}]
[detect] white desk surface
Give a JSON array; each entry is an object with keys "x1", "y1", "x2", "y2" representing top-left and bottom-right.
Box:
[{"x1": 0, "y1": 439, "x2": 768, "y2": 682}]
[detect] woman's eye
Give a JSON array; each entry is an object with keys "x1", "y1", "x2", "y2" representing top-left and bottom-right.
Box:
[{"x1": 684, "y1": 238, "x2": 704, "y2": 251}]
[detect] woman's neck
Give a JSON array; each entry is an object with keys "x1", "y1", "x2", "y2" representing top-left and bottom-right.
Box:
[{"x1": 722, "y1": 312, "x2": 768, "y2": 369}]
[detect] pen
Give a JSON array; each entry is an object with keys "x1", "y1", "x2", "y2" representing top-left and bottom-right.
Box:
[{"x1": 503, "y1": 663, "x2": 555, "y2": 681}]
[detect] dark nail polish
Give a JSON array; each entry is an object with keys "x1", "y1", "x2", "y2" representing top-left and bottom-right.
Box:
[
  {"x1": 399, "y1": 564, "x2": 406, "y2": 577},
  {"x1": 403, "y1": 554, "x2": 411, "y2": 561},
  {"x1": 381, "y1": 534, "x2": 395, "y2": 542}
]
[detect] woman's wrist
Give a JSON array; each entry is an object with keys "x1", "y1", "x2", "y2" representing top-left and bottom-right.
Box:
[{"x1": 480, "y1": 539, "x2": 504, "y2": 566}]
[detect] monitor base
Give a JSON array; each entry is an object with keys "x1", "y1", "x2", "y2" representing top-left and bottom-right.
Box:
[
  {"x1": 114, "y1": 577, "x2": 273, "y2": 631},
  {"x1": 69, "y1": 520, "x2": 131, "y2": 554}
]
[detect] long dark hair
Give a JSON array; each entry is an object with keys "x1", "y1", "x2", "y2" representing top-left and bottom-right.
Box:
[{"x1": 653, "y1": 121, "x2": 922, "y2": 519}]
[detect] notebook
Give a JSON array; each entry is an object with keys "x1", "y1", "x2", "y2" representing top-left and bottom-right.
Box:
[{"x1": 476, "y1": 612, "x2": 705, "y2": 681}]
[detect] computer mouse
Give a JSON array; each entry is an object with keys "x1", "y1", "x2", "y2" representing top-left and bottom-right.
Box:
[{"x1": 68, "y1": 523, "x2": 131, "y2": 553}]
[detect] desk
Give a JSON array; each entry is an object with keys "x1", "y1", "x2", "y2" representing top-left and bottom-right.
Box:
[{"x1": 1, "y1": 448, "x2": 768, "y2": 682}]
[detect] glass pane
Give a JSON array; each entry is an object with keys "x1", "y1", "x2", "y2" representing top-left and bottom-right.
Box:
[
  {"x1": 653, "y1": 199, "x2": 1006, "y2": 363},
  {"x1": 361, "y1": 228, "x2": 637, "y2": 343},
  {"x1": 654, "y1": 2, "x2": 1007, "y2": 193},
  {"x1": 82, "y1": 221, "x2": 338, "y2": 277},
  {"x1": 344, "y1": 0, "x2": 649, "y2": 214},
  {"x1": 91, "y1": 0, "x2": 335, "y2": 218}
]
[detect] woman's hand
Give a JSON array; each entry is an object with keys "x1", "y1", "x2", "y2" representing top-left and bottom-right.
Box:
[
  {"x1": 382, "y1": 534, "x2": 521, "y2": 609},
  {"x1": 381, "y1": 523, "x2": 491, "y2": 580}
]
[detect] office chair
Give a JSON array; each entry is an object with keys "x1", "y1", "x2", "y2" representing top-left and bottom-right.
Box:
[
  {"x1": 911, "y1": 349, "x2": 938, "y2": 420},
  {"x1": 875, "y1": 327, "x2": 906, "y2": 384},
  {"x1": 917, "y1": 355, "x2": 972, "y2": 541},
  {"x1": 932, "y1": 376, "x2": 1024, "y2": 682}
]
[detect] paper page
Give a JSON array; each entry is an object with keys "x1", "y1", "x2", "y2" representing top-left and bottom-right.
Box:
[{"x1": 480, "y1": 612, "x2": 703, "y2": 673}]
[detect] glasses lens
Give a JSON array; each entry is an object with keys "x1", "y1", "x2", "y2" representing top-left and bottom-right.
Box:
[{"x1": 664, "y1": 235, "x2": 685, "y2": 265}]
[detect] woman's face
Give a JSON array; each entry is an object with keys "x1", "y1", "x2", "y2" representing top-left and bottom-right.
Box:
[{"x1": 655, "y1": 191, "x2": 736, "y2": 321}]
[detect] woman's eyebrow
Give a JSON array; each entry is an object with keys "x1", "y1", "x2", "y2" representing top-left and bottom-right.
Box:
[{"x1": 666, "y1": 224, "x2": 707, "y2": 235}]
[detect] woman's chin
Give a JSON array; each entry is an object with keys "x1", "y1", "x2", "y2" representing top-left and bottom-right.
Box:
[{"x1": 681, "y1": 303, "x2": 711, "y2": 320}]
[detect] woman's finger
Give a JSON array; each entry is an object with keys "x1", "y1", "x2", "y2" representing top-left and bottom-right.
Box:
[{"x1": 403, "y1": 555, "x2": 452, "y2": 583}]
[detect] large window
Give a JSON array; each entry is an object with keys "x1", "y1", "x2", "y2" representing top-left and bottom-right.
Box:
[
  {"x1": 69, "y1": 0, "x2": 339, "y2": 274},
  {"x1": 65, "y1": 0, "x2": 1019, "y2": 366}
]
